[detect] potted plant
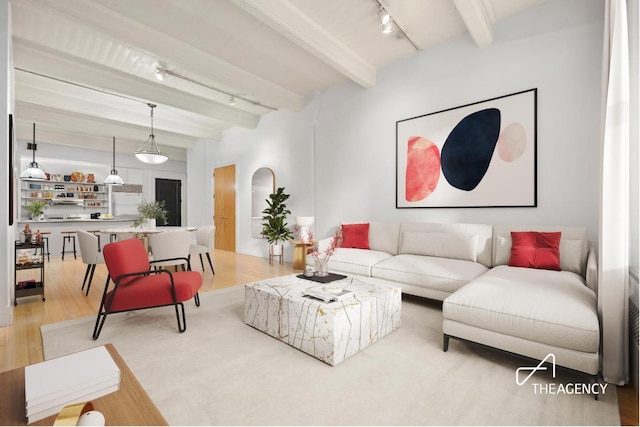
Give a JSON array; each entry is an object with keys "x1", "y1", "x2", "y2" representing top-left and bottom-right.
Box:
[
  {"x1": 261, "y1": 187, "x2": 293, "y2": 260},
  {"x1": 133, "y1": 200, "x2": 169, "y2": 228},
  {"x1": 25, "y1": 200, "x2": 47, "y2": 221}
]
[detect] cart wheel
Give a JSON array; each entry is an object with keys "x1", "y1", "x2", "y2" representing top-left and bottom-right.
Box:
[
  {"x1": 14, "y1": 301, "x2": 17, "y2": 306},
  {"x1": 42, "y1": 297, "x2": 46, "y2": 302}
]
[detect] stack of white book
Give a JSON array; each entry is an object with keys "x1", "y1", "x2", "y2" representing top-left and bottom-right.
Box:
[
  {"x1": 303, "y1": 285, "x2": 354, "y2": 303},
  {"x1": 24, "y1": 345, "x2": 120, "y2": 423}
]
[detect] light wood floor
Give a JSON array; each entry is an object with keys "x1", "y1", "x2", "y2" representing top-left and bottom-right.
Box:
[{"x1": 1, "y1": 250, "x2": 638, "y2": 425}]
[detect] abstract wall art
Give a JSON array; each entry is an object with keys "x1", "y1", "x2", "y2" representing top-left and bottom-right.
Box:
[{"x1": 396, "y1": 89, "x2": 537, "y2": 208}]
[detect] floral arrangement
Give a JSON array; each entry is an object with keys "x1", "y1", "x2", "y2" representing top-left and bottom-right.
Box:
[
  {"x1": 308, "y1": 228, "x2": 343, "y2": 276},
  {"x1": 133, "y1": 200, "x2": 169, "y2": 228}
]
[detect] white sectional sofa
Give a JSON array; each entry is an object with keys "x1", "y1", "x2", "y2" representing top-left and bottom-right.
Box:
[{"x1": 309, "y1": 222, "x2": 600, "y2": 377}]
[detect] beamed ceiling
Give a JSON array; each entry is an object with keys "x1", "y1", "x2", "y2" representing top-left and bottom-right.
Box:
[{"x1": 11, "y1": 0, "x2": 547, "y2": 161}]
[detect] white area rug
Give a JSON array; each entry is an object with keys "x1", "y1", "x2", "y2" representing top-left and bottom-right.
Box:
[{"x1": 41, "y1": 285, "x2": 620, "y2": 426}]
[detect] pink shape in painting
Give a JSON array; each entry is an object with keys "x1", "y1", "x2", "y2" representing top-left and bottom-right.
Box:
[
  {"x1": 497, "y1": 122, "x2": 527, "y2": 162},
  {"x1": 406, "y1": 136, "x2": 441, "y2": 202}
]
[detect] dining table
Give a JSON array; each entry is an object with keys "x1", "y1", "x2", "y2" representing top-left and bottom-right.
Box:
[{"x1": 99, "y1": 226, "x2": 196, "y2": 254}]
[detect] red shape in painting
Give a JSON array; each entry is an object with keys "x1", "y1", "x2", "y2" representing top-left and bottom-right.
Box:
[{"x1": 405, "y1": 136, "x2": 441, "y2": 202}]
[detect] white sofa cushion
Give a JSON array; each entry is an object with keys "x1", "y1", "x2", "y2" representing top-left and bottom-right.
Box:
[
  {"x1": 368, "y1": 222, "x2": 401, "y2": 255},
  {"x1": 400, "y1": 231, "x2": 479, "y2": 262},
  {"x1": 371, "y1": 254, "x2": 489, "y2": 296},
  {"x1": 443, "y1": 265, "x2": 599, "y2": 353},
  {"x1": 307, "y1": 248, "x2": 392, "y2": 277},
  {"x1": 400, "y1": 223, "x2": 493, "y2": 267}
]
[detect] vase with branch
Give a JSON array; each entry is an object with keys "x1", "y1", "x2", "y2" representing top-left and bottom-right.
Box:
[{"x1": 309, "y1": 228, "x2": 343, "y2": 277}]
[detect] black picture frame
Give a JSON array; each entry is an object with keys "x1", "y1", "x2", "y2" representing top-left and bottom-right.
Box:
[{"x1": 396, "y1": 88, "x2": 537, "y2": 208}]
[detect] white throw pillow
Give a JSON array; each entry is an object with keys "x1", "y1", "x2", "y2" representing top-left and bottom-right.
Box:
[
  {"x1": 400, "y1": 232, "x2": 479, "y2": 262},
  {"x1": 494, "y1": 235, "x2": 583, "y2": 275}
]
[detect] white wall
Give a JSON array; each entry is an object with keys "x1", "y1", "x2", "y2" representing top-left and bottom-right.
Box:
[
  {"x1": 0, "y1": 0, "x2": 12, "y2": 326},
  {"x1": 188, "y1": 0, "x2": 605, "y2": 260},
  {"x1": 188, "y1": 99, "x2": 317, "y2": 260}
]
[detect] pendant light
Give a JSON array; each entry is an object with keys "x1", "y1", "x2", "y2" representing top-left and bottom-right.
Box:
[
  {"x1": 20, "y1": 123, "x2": 47, "y2": 181},
  {"x1": 135, "y1": 103, "x2": 168, "y2": 164},
  {"x1": 104, "y1": 137, "x2": 124, "y2": 185}
]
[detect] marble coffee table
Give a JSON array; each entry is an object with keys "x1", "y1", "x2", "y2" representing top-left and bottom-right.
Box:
[{"x1": 244, "y1": 274, "x2": 401, "y2": 365}]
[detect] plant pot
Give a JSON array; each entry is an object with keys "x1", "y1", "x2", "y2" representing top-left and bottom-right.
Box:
[
  {"x1": 269, "y1": 243, "x2": 283, "y2": 256},
  {"x1": 146, "y1": 219, "x2": 156, "y2": 229}
]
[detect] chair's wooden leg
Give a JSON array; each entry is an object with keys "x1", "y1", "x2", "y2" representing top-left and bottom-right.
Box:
[
  {"x1": 206, "y1": 253, "x2": 215, "y2": 274},
  {"x1": 85, "y1": 264, "x2": 96, "y2": 296},
  {"x1": 81, "y1": 264, "x2": 91, "y2": 291}
]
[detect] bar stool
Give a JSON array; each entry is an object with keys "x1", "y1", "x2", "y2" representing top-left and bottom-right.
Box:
[
  {"x1": 61, "y1": 231, "x2": 77, "y2": 260},
  {"x1": 33, "y1": 231, "x2": 51, "y2": 262}
]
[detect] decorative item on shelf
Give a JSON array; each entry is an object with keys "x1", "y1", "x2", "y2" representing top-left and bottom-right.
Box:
[
  {"x1": 23, "y1": 224, "x2": 32, "y2": 243},
  {"x1": 261, "y1": 187, "x2": 293, "y2": 264},
  {"x1": 86, "y1": 173, "x2": 95, "y2": 183},
  {"x1": 135, "y1": 103, "x2": 169, "y2": 164},
  {"x1": 295, "y1": 216, "x2": 315, "y2": 243},
  {"x1": 133, "y1": 200, "x2": 168, "y2": 228},
  {"x1": 104, "y1": 137, "x2": 124, "y2": 185},
  {"x1": 24, "y1": 200, "x2": 47, "y2": 221},
  {"x1": 309, "y1": 227, "x2": 343, "y2": 277},
  {"x1": 20, "y1": 123, "x2": 47, "y2": 181}
]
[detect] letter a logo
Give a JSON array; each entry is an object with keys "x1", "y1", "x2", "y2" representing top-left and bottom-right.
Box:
[{"x1": 516, "y1": 354, "x2": 556, "y2": 385}]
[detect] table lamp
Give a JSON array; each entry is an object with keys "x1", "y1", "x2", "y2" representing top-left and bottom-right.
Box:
[{"x1": 296, "y1": 216, "x2": 315, "y2": 242}]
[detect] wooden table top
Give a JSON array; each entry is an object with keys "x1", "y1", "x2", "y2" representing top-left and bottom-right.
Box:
[{"x1": 0, "y1": 343, "x2": 168, "y2": 426}]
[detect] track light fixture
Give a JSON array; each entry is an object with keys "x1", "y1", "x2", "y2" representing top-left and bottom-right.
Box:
[
  {"x1": 135, "y1": 103, "x2": 169, "y2": 164},
  {"x1": 20, "y1": 123, "x2": 47, "y2": 181},
  {"x1": 229, "y1": 96, "x2": 236, "y2": 106},
  {"x1": 372, "y1": 0, "x2": 421, "y2": 50},
  {"x1": 155, "y1": 66, "x2": 167, "y2": 81},
  {"x1": 378, "y1": 7, "x2": 390, "y2": 25}
]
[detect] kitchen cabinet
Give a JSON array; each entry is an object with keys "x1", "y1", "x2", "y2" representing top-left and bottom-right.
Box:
[{"x1": 14, "y1": 241, "x2": 45, "y2": 305}]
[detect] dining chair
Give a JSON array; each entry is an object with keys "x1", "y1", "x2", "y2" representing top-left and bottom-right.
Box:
[
  {"x1": 149, "y1": 230, "x2": 192, "y2": 271},
  {"x1": 188, "y1": 225, "x2": 215, "y2": 274},
  {"x1": 93, "y1": 237, "x2": 202, "y2": 340},
  {"x1": 77, "y1": 230, "x2": 105, "y2": 296}
]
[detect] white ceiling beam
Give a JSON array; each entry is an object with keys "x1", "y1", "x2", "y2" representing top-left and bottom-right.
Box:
[
  {"x1": 14, "y1": 121, "x2": 188, "y2": 162},
  {"x1": 15, "y1": 71, "x2": 224, "y2": 140},
  {"x1": 19, "y1": 0, "x2": 304, "y2": 111},
  {"x1": 229, "y1": 0, "x2": 376, "y2": 89},
  {"x1": 13, "y1": 37, "x2": 259, "y2": 130},
  {"x1": 453, "y1": 0, "x2": 495, "y2": 47},
  {"x1": 16, "y1": 101, "x2": 196, "y2": 150}
]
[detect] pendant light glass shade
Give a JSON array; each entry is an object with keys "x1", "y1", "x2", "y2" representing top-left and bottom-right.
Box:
[
  {"x1": 20, "y1": 123, "x2": 47, "y2": 181},
  {"x1": 135, "y1": 103, "x2": 168, "y2": 164},
  {"x1": 104, "y1": 137, "x2": 124, "y2": 185}
]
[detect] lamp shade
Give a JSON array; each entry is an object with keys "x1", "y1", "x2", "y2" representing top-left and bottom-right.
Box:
[
  {"x1": 21, "y1": 123, "x2": 47, "y2": 181},
  {"x1": 135, "y1": 104, "x2": 169, "y2": 164},
  {"x1": 295, "y1": 216, "x2": 315, "y2": 227},
  {"x1": 135, "y1": 150, "x2": 169, "y2": 164},
  {"x1": 20, "y1": 163, "x2": 47, "y2": 180}
]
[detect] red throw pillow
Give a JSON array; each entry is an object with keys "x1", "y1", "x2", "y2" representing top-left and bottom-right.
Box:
[
  {"x1": 509, "y1": 231, "x2": 561, "y2": 271},
  {"x1": 341, "y1": 223, "x2": 370, "y2": 249}
]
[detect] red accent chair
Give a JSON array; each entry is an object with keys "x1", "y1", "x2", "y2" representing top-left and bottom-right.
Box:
[{"x1": 93, "y1": 238, "x2": 202, "y2": 339}]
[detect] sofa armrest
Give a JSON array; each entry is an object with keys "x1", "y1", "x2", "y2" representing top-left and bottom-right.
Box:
[
  {"x1": 315, "y1": 237, "x2": 333, "y2": 253},
  {"x1": 586, "y1": 242, "x2": 598, "y2": 293}
]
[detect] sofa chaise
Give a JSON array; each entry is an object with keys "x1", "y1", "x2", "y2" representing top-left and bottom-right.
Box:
[{"x1": 309, "y1": 222, "x2": 600, "y2": 377}]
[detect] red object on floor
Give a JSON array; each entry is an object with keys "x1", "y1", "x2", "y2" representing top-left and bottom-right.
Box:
[{"x1": 93, "y1": 238, "x2": 202, "y2": 339}]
